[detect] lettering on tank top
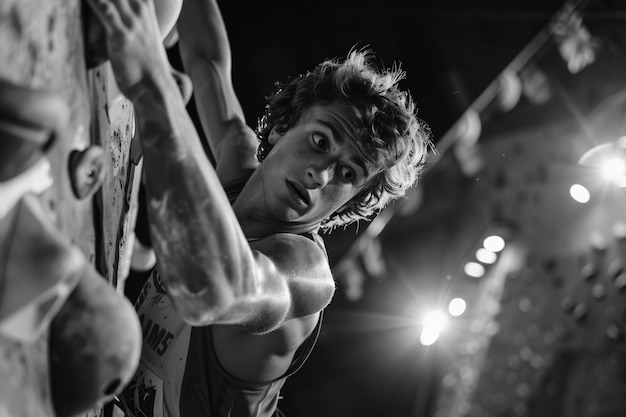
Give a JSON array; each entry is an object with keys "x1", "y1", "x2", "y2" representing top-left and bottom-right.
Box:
[{"x1": 139, "y1": 313, "x2": 175, "y2": 356}]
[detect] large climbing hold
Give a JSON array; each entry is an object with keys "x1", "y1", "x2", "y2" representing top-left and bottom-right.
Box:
[
  {"x1": 0, "y1": 79, "x2": 68, "y2": 182},
  {"x1": 48, "y1": 263, "x2": 142, "y2": 417},
  {"x1": 0, "y1": 195, "x2": 82, "y2": 342}
]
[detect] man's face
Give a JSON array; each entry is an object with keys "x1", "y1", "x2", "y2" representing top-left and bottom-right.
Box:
[{"x1": 258, "y1": 103, "x2": 373, "y2": 227}]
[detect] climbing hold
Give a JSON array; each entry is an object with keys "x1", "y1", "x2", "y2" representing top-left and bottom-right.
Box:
[
  {"x1": 68, "y1": 145, "x2": 105, "y2": 200},
  {"x1": 580, "y1": 262, "x2": 597, "y2": 282},
  {"x1": 606, "y1": 322, "x2": 624, "y2": 344},
  {"x1": 591, "y1": 283, "x2": 606, "y2": 300},
  {"x1": 560, "y1": 296, "x2": 575, "y2": 313},
  {"x1": 572, "y1": 303, "x2": 588, "y2": 322},
  {"x1": 0, "y1": 195, "x2": 83, "y2": 342},
  {"x1": 0, "y1": 79, "x2": 68, "y2": 182},
  {"x1": 48, "y1": 266, "x2": 142, "y2": 417}
]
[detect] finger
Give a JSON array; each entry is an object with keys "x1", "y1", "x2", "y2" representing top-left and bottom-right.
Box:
[
  {"x1": 109, "y1": 0, "x2": 136, "y2": 27},
  {"x1": 128, "y1": 0, "x2": 161, "y2": 32},
  {"x1": 85, "y1": 0, "x2": 124, "y2": 35},
  {"x1": 127, "y1": 0, "x2": 145, "y2": 14}
]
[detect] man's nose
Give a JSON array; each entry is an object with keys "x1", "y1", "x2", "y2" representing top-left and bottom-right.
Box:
[{"x1": 306, "y1": 164, "x2": 333, "y2": 188}]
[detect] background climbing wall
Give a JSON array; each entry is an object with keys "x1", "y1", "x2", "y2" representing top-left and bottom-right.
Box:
[
  {"x1": 0, "y1": 1, "x2": 138, "y2": 416},
  {"x1": 431, "y1": 118, "x2": 626, "y2": 417},
  {"x1": 428, "y1": 10, "x2": 626, "y2": 417}
]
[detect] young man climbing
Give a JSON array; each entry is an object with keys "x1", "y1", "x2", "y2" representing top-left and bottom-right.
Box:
[{"x1": 86, "y1": 0, "x2": 433, "y2": 415}]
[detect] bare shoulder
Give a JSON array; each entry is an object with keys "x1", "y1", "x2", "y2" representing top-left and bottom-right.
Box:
[
  {"x1": 251, "y1": 233, "x2": 336, "y2": 319},
  {"x1": 250, "y1": 232, "x2": 332, "y2": 281}
]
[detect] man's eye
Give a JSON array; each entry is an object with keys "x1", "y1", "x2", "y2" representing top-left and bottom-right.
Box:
[
  {"x1": 312, "y1": 133, "x2": 328, "y2": 150},
  {"x1": 340, "y1": 166, "x2": 356, "y2": 182}
]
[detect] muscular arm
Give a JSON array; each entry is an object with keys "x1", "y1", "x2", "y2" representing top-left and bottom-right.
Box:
[
  {"x1": 86, "y1": 0, "x2": 334, "y2": 333},
  {"x1": 133, "y1": 71, "x2": 335, "y2": 333},
  {"x1": 132, "y1": 73, "x2": 250, "y2": 324},
  {"x1": 177, "y1": 0, "x2": 257, "y2": 183}
]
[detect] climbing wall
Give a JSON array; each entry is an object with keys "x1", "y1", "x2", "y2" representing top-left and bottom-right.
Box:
[
  {"x1": 0, "y1": 1, "x2": 139, "y2": 416},
  {"x1": 431, "y1": 40, "x2": 626, "y2": 417},
  {"x1": 433, "y1": 117, "x2": 626, "y2": 417}
]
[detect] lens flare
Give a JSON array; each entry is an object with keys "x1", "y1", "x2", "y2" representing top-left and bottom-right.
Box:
[
  {"x1": 419, "y1": 311, "x2": 448, "y2": 346},
  {"x1": 448, "y1": 298, "x2": 467, "y2": 317}
]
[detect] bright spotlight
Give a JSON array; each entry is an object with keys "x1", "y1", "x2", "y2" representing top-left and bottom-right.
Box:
[
  {"x1": 601, "y1": 157, "x2": 626, "y2": 181},
  {"x1": 483, "y1": 235, "x2": 505, "y2": 252},
  {"x1": 423, "y1": 311, "x2": 447, "y2": 328},
  {"x1": 578, "y1": 140, "x2": 626, "y2": 187},
  {"x1": 569, "y1": 184, "x2": 590, "y2": 203},
  {"x1": 419, "y1": 311, "x2": 448, "y2": 346},
  {"x1": 448, "y1": 298, "x2": 467, "y2": 317},
  {"x1": 464, "y1": 261, "x2": 485, "y2": 278},
  {"x1": 476, "y1": 248, "x2": 497, "y2": 264},
  {"x1": 420, "y1": 327, "x2": 440, "y2": 346}
]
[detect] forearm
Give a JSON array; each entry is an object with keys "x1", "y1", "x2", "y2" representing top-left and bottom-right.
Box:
[
  {"x1": 87, "y1": 0, "x2": 291, "y2": 332},
  {"x1": 130, "y1": 73, "x2": 257, "y2": 324}
]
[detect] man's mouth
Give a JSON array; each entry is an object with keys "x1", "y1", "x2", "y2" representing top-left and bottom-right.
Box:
[{"x1": 286, "y1": 180, "x2": 309, "y2": 206}]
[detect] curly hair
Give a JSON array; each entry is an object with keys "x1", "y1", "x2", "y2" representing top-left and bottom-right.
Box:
[{"x1": 255, "y1": 48, "x2": 434, "y2": 231}]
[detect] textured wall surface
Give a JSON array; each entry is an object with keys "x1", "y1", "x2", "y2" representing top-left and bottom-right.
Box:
[
  {"x1": 433, "y1": 118, "x2": 626, "y2": 417},
  {"x1": 0, "y1": 1, "x2": 137, "y2": 416},
  {"x1": 431, "y1": 17, "x2": 626, "y2": 416}
]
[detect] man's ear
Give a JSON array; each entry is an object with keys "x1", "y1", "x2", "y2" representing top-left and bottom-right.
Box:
[{"x1": 268, "y1": 125, "x2": 286, "y2": 145}]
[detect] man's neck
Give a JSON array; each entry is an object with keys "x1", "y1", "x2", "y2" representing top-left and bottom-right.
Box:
[{"x1": 233, "y1": 170, "x2": 321, "y2": 240}]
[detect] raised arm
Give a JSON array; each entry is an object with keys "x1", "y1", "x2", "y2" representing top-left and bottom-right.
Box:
[
  {"x1": 85, "y1": 0, "x2": 334, "y2": 333},
  {"x1": 176, "y1": 0, "x2": 258, "y2": 183}
]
